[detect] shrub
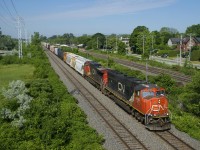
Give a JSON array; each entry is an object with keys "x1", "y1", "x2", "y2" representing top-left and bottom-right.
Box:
[{"x1": 191, "y1": 50, "x2": 200, "y2": 61}]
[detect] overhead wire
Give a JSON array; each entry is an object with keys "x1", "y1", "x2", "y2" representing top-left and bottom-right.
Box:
[
  {"x1": 0, "y1": 0, "x2": 16, "y2": 25},
  {"x1": 2, "y1": 0, "x2": 16, "y2": 21},
  {"x1": 10, "y1": 0, "x2": 19, "y2": 16},
  {"x1": 0, "y1": 0, "x2": 28, "y2": 44},
  {"x1": 0, "y1": 12, "x2": 14, "y2": 27}
]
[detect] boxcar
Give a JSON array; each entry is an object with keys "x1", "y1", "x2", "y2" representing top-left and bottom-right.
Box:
[
  {"x1": 57, "y1": 48, "x2": 63, "y2": 60},
  {"x1": 66, "y1": 53, "x2": 78, "y2": 68}
]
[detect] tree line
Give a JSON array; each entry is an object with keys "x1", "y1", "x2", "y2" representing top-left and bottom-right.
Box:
[{"x1": 43, "y1": 24, "x2": 200, "y2": 56}]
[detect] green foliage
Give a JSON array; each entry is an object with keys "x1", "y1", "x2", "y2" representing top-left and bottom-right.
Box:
[
  {"x1": 191, "y1": 50, "x2": 200, "y2": 61},
  {"x1": 107, "y1": 57, "x2": 114, "y2": 67},
  {"x1": 0, "y1": 34, "x2": 16, "y2": 50},
  {"x1": 91, "y1": 33, "x2": 106, "y2": 49},
  {"x1": 186, "y1": 24, "x2": 200, "y2": 37},
  {"x1": 179, "y1": 72, "x2": 200, "y2": 116},
  {"x1": 31, "y1": 32, "x2": 41, "y2": 46},
  {"x1": 0, "y1": 40, "x2": 104, "y2": 149},
  {"x1": 117, "y1": 41, "x2": 126, "y2": 55},
  {"x1": 172, "y1": 112, "x2": 200, "y2": 140},
  {"x1": 130, "y1": 26, "x2": 150, "y2": 54},
  {"x1": 48, "y1": 33, "x2": 75, "y2": 45},
  {"x1": 157, "y1": 49, "x2": 179, "y2": 57},
  {"x1": 1, "y1": 80, "x2": 33, "y2": 128},
  {"x1": 149, "y1": 74, "x2": 176, "y2": 93}
]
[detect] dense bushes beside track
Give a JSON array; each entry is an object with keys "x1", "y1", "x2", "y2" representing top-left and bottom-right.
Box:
[{"x1": 0, "y1": 41, "x2": 104, "y2": 148}]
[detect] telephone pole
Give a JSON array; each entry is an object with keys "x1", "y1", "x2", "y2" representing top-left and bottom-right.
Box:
[
  {"x1": 142, "y1": 34, "x2": 145, "y2": 54},
  {"x1": 97, "y1": 37, "x2": 99, "y2": 49},
  {"x1": 179, "y1": 34, "x2": 182, "y2": 66},
  {"x1": 189, "y1": 33, "x2": 192, "y2": 61},
  {"x1": 116, "y1": 35, "x2": 118, "y2": 52},
  {"x1": 17, "y1": 17, "x2": 22, "y2": 58}
]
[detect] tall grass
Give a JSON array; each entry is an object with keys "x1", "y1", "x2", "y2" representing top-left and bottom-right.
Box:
[{"x1": 0, "y1": 64, "x2": 35, "y2": 89}]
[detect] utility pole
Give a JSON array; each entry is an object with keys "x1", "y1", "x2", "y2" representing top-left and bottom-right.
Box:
[
  {"x1": 151, "y1": 34, "x2": 154, "y2": 50},
  {"x1": 25, "y1": 28, "x2": 28, "y2": 46},
  {"x1": 17, "y1": 17, "x2": 22, "y2": 58},
  {"x1": 150, "y1": 34, "x2": 154, "y2": 60},
  {"x1": 142, "y1": 34, "x2": 145, "y2": 54},
  {"x1": 189, "y1": 33, "x2": 192, "y2": 61},
  {"x1": 106, "y1": 36, "x2": 107, "y2": 50},
  {"x1": 116, "y1": 35, "x2": 118, "y2": 52},
  {"x1": 145, "y1": 59, "x2": 148, "y2": 82},
  {"x1": 97, "y1": 37, "x2": 99, "y2": 49},
  {"x1": 179, "y1": 34, "x2": 182, "y2": 66}
]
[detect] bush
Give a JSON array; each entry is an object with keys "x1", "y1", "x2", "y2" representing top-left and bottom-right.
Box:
[
  {"x1": 191, "y1": 50, "x2": 200, "y2": 61},
  {"x1": 157, "y1": 50, "x2": 179, "y2": 57}
]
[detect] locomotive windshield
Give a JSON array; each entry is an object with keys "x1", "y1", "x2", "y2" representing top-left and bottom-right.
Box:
[
  {"x1": 142, "y1": 91, "x2": 154, "y2": 98},
  {"x1": 156, "y1": 90, "x2": 165, "y2": 96}
]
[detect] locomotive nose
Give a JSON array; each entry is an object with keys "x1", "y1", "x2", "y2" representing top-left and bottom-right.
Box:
[{"x1": 149, "y1": 97, "x2": 168, "y2": 116}]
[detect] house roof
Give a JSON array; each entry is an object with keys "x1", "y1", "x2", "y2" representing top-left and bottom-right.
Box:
[
  {"x1": 194, "y1": 37, "x2": 200, "y2": 43},
  {"x1": 170, "y1": 38, "x2": 181, "y2": 44}
]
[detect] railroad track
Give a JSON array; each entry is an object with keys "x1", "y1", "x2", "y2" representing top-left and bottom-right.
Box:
[
  {"x1": 155, "y1": 131, "x2": 195, "y2": 150},
  {"x1": 83, "y1": 51, "x2": 192, "y2": 83},
  {"x1": 45, "y1": 49, "x2": 148, "y2": 150}
]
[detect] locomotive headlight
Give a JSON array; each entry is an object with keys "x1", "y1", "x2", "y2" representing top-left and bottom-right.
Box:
[{"x1": 158, "y1": 99, "x2": 160, "y2": 104}]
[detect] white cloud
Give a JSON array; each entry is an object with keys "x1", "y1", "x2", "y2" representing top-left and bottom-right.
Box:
[{"x1": 29, "y1": 0, "x2": 176, "y2": 21}]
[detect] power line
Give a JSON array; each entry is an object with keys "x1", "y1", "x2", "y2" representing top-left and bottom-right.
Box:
[
  {"x1": 0, "y1": 15, "x2": 14, "y2": 28},
  {"x1": 2, "y1": 0, "x2": 16, "y2": 21},
  {"x1": 10, "y1": 0, "x2": 19, "y2": 16},
  {"x1": 0, "y1": 1, "x2": 15, "y2": 23}
]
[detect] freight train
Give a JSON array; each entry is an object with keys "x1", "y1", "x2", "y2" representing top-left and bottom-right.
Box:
[{"x1": 43, "y1": 43, "x2": 171, "y2": 131}]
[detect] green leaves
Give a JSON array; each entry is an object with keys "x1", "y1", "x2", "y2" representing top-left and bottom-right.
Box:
[{"x1": 179, "y1": 72, "x2": 200, "y2": 116}]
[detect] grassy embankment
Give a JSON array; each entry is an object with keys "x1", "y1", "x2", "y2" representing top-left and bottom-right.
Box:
[
  {"x1": 0, "y1": 64, "x2": 35, "y2": 89},
  {"x1": 0, "y1": 64, "x2": 35, "y2": 109}
]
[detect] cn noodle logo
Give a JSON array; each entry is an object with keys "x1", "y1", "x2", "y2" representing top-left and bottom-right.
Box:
[{"x1": 118, "y1": 82, "x2": 125, "y2": 93}]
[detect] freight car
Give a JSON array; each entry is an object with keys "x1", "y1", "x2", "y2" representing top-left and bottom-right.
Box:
[
  {"x1": 44, "y1": 43, "x2": 171, "y2": 131},
  {"x1": 74, "y1": 56, "x2": 91, "y2": 75}
]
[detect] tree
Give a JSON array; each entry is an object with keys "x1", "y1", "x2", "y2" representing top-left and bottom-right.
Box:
[
  {"x1": 129, "y1": 26, "x2": 150, "y2": 54},
  {"x1": 151, "y1": 30, "x2": 162, "y2": 46},
  {"x1": 186, "y1": 24, "x2": 200, "y2": 37},
  {"x1": 160, "y1": 27, "x2": 179, "y2": 34},
  {"x1": 77, "y1": 34, "x2": 91, "y2": 47},
  {"x1": 117, "y1": 41, "x2": 126, "y2": 54},
  {"x1": 179, "y1": 72, "x2": 200, "y2": 116},
  {"x1": 91, "y1": 33, "x2": 106, "y2": 49},
  {"x1": 31, "y1": 32, "x2": 41, "y2": 45},
  {"x1": 0, "y1": 34, "x2": 16, "y2": 50}
]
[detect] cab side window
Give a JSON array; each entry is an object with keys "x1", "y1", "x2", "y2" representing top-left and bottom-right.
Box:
[{"x1": 135, "y1": 91, "x2": 140, "y2": 97}]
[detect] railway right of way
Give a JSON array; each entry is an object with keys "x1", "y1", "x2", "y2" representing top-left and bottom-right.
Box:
[
  {"x1": 44, "y1": 47, "x2": 200, "y2": 150},
  {"x1": 45, "y1": 48, "x2": 148, "y2": 150}
]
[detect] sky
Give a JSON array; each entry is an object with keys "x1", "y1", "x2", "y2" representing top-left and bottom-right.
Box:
[{"x1": 0, "y1": 0, "x2": 199, "y2": 38}]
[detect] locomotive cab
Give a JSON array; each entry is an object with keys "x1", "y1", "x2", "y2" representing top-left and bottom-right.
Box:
[{"x1": 133, "y1": 84, "x2": 171, "y2": 130}]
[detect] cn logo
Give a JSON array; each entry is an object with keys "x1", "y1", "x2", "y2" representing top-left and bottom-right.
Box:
[
  {"x1": 118, "y1": 82, "x2": 125, "y2": 93},
  {"x1": 92, "y1": 69, "x2": 96, "y2": 75}
]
